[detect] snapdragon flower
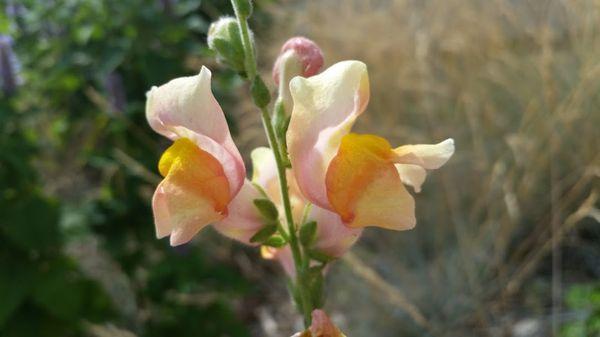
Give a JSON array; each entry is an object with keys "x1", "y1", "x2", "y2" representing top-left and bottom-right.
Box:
[
  {"x1": 146, "y1": 67, "x2": 264, "y2": 246},
  {"x1": 287, "y1": 61, "x2": 455, "y2": 230}
]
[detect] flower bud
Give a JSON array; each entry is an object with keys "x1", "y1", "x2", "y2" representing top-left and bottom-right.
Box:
[
  {"x1": 272, "y1": 37, "x2": 323, "y2": 115},
  {"x1": 272, "y1": 37, "x2": 324, "y2": 86},
  {"x1": 291, "y1": 310, "x2": 346, "y2": 337},
  {"x1": 207, "y1": 17, "x2": 246, "y2": 72}
]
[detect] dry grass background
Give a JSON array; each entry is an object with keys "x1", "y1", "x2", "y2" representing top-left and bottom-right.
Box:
[{"x1": 230, "y1": 0, "x2": 600, "y2": 336}]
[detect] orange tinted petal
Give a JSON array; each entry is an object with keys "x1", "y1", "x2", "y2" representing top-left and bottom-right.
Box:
[
  {"x1": 159, "y1": 138, "x2": 230, "y2": 212},
  {"x1": 326, "y1": 133, "x2": 415, "y2": 230},
  {"x1": 153, "y1": 138, "x2": 231, "y2": 245},
  {"x1": 287, "y1": 61, "x2": 369, "y2": 209}
]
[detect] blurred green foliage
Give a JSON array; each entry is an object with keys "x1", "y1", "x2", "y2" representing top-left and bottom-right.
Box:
[
  {"x1": 561, "y1": 283, "x2": 600, "y2": 337},
  {"x1": 0, "y1": 0, "x2": 262, "y2": 336}
]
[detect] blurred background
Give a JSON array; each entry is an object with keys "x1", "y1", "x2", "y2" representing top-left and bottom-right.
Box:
[{"x1": 0, "y1": 0, "x2": 598, "y2": 336}]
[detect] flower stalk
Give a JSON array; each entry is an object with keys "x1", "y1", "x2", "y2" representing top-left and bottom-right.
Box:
[{"x1": 231, "y1": 0, "x2": 314, "y2": 327}]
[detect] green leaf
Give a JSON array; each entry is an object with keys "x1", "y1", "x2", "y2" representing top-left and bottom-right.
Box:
[
  {"x1": 299, "y1": 221, "x2": 317, "y2": 247},
  {"x1": 249, "y1": 224, "x2": 277, "y2": 244},
  {"x1": 0, "y1": 257, "x2": 34, "y2": 327},
  {"x1": 2, "y1": 195, "x2": 61, "y2": 252},
  {"x1": 253, "y1": 198, "x2": 279, "y2": 221},
  {"x1": 251, "y1": 76, "x2": 271, "y2": 108},
  {"x1": 307, "y1": 249, "x2": 335, "y2": 264},
  {"x1": 263, "y1": 235, "x2": 287, "y2": 248},
  {"x1": 251, "y1": 182, "x2": 269, "y2": 199}
]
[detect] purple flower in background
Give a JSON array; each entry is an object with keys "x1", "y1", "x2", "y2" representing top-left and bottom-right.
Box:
[
  {"x1": 0, "y1": 35, "x2": 21, "y2": 96},
  {"x1": 104, "y1": 72, "x2": 127, "y2": 115},
  {"x1": 5, "y1": 0, "x2": 25, "y2": 19}
]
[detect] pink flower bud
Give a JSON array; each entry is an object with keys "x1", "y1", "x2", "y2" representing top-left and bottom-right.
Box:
[
  {"x1": 310, "y1": 310, "x2": 343, "y2": 337},
  {"x1": 272, "y1": 36, "x2": 324, "y2": 85},
  {"x1": 291, "y1": 310, "x2": 345, "y2": 337}
]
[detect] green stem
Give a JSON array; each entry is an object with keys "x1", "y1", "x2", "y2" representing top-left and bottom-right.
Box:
[
  {"x1": 231, "y1": 2, "x2": 313, "y2": 327},
  {"x1": 261, "y1": 103, "x2": 312, "y2": 328},
  {"x1": 232, "y1": 10, "x2": 256, "y2": 80}
]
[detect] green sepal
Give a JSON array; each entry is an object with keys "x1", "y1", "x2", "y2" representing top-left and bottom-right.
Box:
[
  {"x1": 307, "y1": 266, "x2": 325, "y2": 308},
  {"x1": 272, "y1": 99, "x2": 287, "y2": 134},
  {"x1": 253, "y1": 198, "x2": 279, "y2": 221},
  {"x1": 263, "y1": 235, "x2": 287, "y2": 248},
  {"x1": 251, "y1": 76, "x2": 271, "y2": 108},
  {"x1": 286, "y1": 279, "x2": 304, "y2": 313},
  {"x1": 299, "y1": 220, "x2": 317, "y2": 247},
  {"x1": 272, "y1": 100, "x2": 292, "y2": 168},
  {"x1": 307, "y1": 249, "x2": 335, "y2": 264},
  {"x1": 251, "y1": 182, "x2": 269, "y2": 199},
  {"x1": 249, "y1": 223, "x2": 278, "y2": 243},
  {"x1": 211, "y1": 38, "x2": 244, "y2": 72}
]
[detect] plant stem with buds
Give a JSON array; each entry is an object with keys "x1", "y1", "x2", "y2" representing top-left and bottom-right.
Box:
[{"x1": 232, "y1": 0, "x2": 313, "y2": 327}]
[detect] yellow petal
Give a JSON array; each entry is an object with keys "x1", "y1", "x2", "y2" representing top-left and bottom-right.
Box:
[{"x1": 326, "y1": 133, "x2": 415, "y2": 230}]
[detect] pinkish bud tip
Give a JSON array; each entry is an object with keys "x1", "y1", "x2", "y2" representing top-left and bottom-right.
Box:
[{"x1": 273, "y1": 36, "x2": 324, "y2": 85}]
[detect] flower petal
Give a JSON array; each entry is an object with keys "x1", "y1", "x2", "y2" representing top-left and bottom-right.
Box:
[
  {"x1": 310, "y1": 310, "x2": 345, "y2": 337},
  {"x1": 287, "y1": 61, "x2": 369, "y2": 210},
  {"x1": 251, "y1": 147, "x2": 278, "y2": 189},
  {"x1": 146, "y1": 66, "x2": 245, "y2": 196},
  {"x1": 251, "y1": 147, "x2": 307, "y2": 223},
  {"x1": 326, "y1": 134, "x2": 415, "y2": 230},
  {"x1": 395, "y1": 164, "x2": 427, "y2": 193},
  {"x1": 309, "y1": 206, "x2": 362, "y2": 257},
  {"x1": 393, "y1": 138, "x2": 455, "y2": 169},
  {"x1": 213, "y1": 180, "x2": 264, "y2": 245},
  {"x1": 153, "y1": 138, "x2": 230, "y2": 246},
  {"x1": 261, "y1": 245, "x2": 295, "y2": 277}
]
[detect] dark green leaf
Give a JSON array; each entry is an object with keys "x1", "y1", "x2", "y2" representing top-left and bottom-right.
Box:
[
  {"x1": 249, "y1": 224, "x2": 278, "y2": 243},
  {"x1": 2, "y1": 195, "x2": 61, "y2": 251},
  {"x1": 253, "y1": 198, "x2": 279, "y2": 221},
  {"x1": 307, "y1": 249, "x2": 335, "y2": 263}
]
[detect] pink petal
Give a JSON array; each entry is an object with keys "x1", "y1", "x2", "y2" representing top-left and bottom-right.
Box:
[
  {"x1": 310, "y1": 206, "x2": 362, "y2": 257},
  {"x1": 251, "y1": 147, "x2": 307, "y2": 223},
  {"x1": 146, "y1": 66, "x2": 245, "y2": 196},
  {"x1": 213, "y1": 180, "x2": 264, "y2": 245}
]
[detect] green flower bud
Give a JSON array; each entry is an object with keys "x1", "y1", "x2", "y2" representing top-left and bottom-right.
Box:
[{"x1": 207, "y1": 17, "x2": 245, "y2": 72}]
